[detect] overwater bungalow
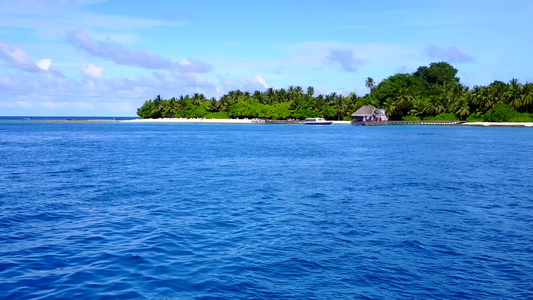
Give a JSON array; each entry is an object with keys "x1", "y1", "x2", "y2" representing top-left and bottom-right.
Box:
[{"x1": 351, "y1": 105, "x2": 388, "y2": 125}]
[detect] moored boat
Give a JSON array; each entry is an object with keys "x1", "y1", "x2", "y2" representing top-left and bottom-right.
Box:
[{"x1": 303, "y1": 118, "x2": 332, "y2": 125}]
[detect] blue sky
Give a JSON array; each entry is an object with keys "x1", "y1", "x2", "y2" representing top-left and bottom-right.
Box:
[{"x1": 0, "y1": 0, "x2": 532, "y2": 116}]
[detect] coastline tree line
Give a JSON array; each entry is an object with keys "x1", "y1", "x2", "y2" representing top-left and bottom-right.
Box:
[{"x1": 137, "y1": 62, "x2": 533, "y2": 122}]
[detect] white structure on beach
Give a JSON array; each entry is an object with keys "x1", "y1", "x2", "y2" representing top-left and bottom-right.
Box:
[{"x1": 351, "y1": 106, "x2": 388, "y2": 123}]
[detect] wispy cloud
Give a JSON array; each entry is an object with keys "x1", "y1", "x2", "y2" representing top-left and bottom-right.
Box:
[
  {"x1": 326, "y1": 49, "x2": 365, "y2": 72},
  {"x1": 0, "y1": 0, "x2": 184, "y2": 41},
  {"x1": 424, "y1": 45, "x2": 473, "y2": 63},
  {"x1": 66, "y1": 29, "x2": 211, "y2": 73},
  {"x1": 0, "y1": 41, "x2": 41, "y2": 72},
  {"x1": 0, "y1": 41, "x2": 66, "y2": 79},
  {"x1": 0, "y1": 66, "x2": 228, "y2": 115},
  {"x1": 0, "y1": 0, "x2": 104, "y2": 14},
  {"x1": 288, "y1": 41, "x2": 419, "y2": 66}
]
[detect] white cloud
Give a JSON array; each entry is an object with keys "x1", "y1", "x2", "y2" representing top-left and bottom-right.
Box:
[
  {"x1": 81, "y1": 63, "x2": 104, "y2": 79},
  {"x1": 253, "y1": 74, "x2": 269, "y2": 89},
  {"x1": 37, "y1": 58, "x2": 52, "y2": 70}
]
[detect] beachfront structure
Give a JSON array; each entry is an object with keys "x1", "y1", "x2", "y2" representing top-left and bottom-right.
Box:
[{"x1": 351, "y1": 106, "x2": 388, "y2": 124}]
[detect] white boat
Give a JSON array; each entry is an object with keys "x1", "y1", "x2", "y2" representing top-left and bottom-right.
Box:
[{"x1": 303, "y1": 118, "x2": 332, "y2": 125}]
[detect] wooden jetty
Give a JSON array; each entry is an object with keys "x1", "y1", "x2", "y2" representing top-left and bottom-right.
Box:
[
  {"x1": 387, "y1": 120, "x2": 464, "y2": 125},
  {"x1": 352, "y1": 120, "x2": 464, "y2": 126},
  {"x1": 256, "y1": 119, "x2": 466, "y2": 126},
  {"x1": 351, "y1": 121, "x2": 386, "y2": 126}
]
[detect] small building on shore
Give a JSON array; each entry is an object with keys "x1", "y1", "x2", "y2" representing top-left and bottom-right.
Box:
[{"x1": 351, "y1": 106, "x2": 388, "y2": 124}]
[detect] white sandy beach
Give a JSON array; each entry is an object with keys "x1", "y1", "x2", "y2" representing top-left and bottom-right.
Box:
[
  {"x1": 121, "y1": 118, "x2": 351, "y2": 125},
  {"x1": 121, "y1": 118, "x2": 254, "y2": 124},
  {"x1": 120, "y1": 119, "x2": 533, "y2": 127},
  {"x1": 461, "y1": 122, "x2": 533, "y2": 127}
]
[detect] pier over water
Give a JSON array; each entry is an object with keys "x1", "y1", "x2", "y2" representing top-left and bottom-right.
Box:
[
  {"x1": 352, "y1": 120, "x2": 465, "y2": 126},
  {"x1": 387, "y1": 120, "x2": 465, "y2": 125}
]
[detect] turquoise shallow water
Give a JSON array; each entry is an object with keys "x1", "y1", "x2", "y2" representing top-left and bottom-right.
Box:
[{"x1": 0, "y1": 123, "x2": 532, "y2": 299}]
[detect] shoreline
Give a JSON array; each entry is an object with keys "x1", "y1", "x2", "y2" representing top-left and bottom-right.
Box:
[
  {"x1": 120, "y1": 118, "x2": 533, "y2": 127},
  {"x1": 120, "y1": 118, "x2": 352, "y2": 125},
  {"x1": 121, "y1": 118, "x2": 253, "y2": 124},
  {"x1": 4, "y1": 118, "x2": 533, "y2": 127}
]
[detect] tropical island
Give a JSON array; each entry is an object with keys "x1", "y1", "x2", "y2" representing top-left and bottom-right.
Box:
[{"x1": 137, "y1": 62, "x2": 533, "y2": 122}]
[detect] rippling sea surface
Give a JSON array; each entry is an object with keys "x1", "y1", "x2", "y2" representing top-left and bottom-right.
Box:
[{"x1": 1, "y1": 123, "x2": 532, "y2": 299}]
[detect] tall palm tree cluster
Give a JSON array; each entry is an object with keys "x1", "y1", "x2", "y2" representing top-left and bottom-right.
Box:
[
  {"x1": 366, "y1": 63, "x2": 533, "y2": 121},
  {"x1": 376, "y1": 78, "x2": 533, "y2": 121},
  {"x1": 137, "y1": 86, "x2": 365, "y2": 120},
  {"x1": 137, "y1": 62, "x2": 533, "y2": 121}
]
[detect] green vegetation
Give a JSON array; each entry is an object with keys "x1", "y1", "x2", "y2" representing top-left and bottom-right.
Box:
[
  {"x1": 137, "y1": 62, "x2": 533, "y2": 122},
  {"x1": 466, "y1": 114, "x2": 484, "y2": 123},
  {"x1": 203, "y1": 111, "x2": 230, "y2": 119},
  {"x1": 483, "y1": 103, "x2": 533, "y2": 122},
  {"x1": 137, "y1": 88, "x2": 361, "y2": 120},
  {"x1": 402, "y1": 115, "x2": 421, "y2": 121},
  {"x1": 424, "y1": 113, "x2": 459, "y2": 121}
]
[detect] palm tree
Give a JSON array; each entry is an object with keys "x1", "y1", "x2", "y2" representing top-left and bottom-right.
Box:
[
  {"x1": 326, "y1": 92, "x2": 338, "y2": 105},
  {"x1": 252, "y1": 90, "x2": 261, "y2": 98},
  {"x1": 425, "y1": 95, "x2": 445, "y2": 116},
  {"x1": 191, "y1": 93, "x2": 206, "y2": 106},
  {"x1": 365, "y1": 77, "x2": 375, "y2": 92},
  {"x1": 152, "y1": 95, "x2": 163, "y2": 118},
  {"x1": 395, "y1": 88, "x2": 413, "y2": 110},
  {"x1": 162, "y1": 102, "x2": 177, "y2": 118},
  {"x1": 276, "y1": 88, "x2": 287, "y2": 103},
  {"x1": 333, "y1": 95, "x2": 347, "y2": 120},
  {"x1": 505, "y1": 79, "x2": 523, "y2": 110},
  {"x1": 313, "y1": 94, "x2": 326, "y2": 112},
  {"x1": 384, "y1": 98, "x2": 398, "y2": 118},
  {"x1": 453, "y1": 98, "x2": 470, "y2": 119},
  {"x1": 487, "y1": 81, "x2": 507, "y2": 109},
  {"x1": 408, "y1": 96, "x2": 429, "y2": 118},
  {"x1": 287, "y1": 85, "x2": 295, "y2": 95},
  {"x1": 471, "y1": 86, "x2": 491, "y2": 112},
  {"x1": 207, "y1": 99, "x2": 221, "y2": 112},
  {"x1": 345, "y1": 93, "x2": 358, "y2": 114},
  {"x1": 266, "y1": 87, "x2": 275, "y2": 98},
  {"x1": 520, "y1": 83, "x2": 532, "y2": 110},
  {"x1": 442, "y1": 82, "x2": 464, "y2": 112},
  {"x1": 307, "y1": 86, "x2": 314, "y2": 97}
]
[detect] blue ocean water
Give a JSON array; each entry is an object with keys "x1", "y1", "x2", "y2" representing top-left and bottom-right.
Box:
[
  {"x1": 0, "y1": 116, "x2": 138, "y2": 122},
  {"x1": 0, "y1": 123, "x2": 532, "y2": 299}
]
